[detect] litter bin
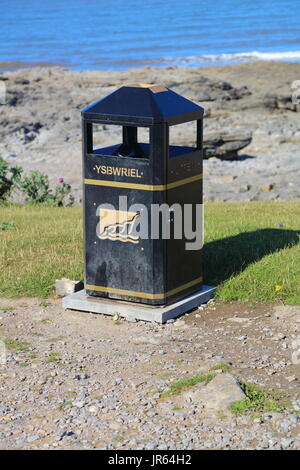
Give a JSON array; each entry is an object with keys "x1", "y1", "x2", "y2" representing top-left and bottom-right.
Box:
[{"x1": 82, "y1": 83, "x2": 204, "y2": 305}]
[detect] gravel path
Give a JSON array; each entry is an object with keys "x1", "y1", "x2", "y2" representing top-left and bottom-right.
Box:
[{"x1": 0, "y1": 297, "x2": 299, "y2": 450}]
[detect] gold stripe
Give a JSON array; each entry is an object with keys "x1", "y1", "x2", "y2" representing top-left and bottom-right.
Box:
[
  {"x1": 166, "y1": 277, "x2": 202, "y2": 297},
  {"x1": 125, "y1": 83, "x2": 167, "y2": 93},
  {"x1": 86, "y1": 277, "x2": 202, "y2": 300},
  {"x1": 167, "y1": 174, "x2": 202, "y2": 190},
  {"x1": 85, "y1": 178, "x2": 164, "y2": 191},
  {"x1": 84, "y1": 174, "x2": 202, "y2": 191}
]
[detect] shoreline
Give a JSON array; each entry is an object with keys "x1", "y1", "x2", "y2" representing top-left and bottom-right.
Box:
[
  {"x1": 1, "y1": 60, "x2": 300, "y2": 203},
  {"x1": 1, "y1": 56, "x2": 300, "y2": 73}
]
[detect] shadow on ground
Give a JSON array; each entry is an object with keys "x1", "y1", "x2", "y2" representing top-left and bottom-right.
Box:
[{"x1": 203, "y1": 228, "x2": 300, "y2": 285}]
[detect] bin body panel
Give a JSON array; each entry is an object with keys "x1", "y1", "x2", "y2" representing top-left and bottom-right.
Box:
[
  {"x1": 83, "y1": 152, "x2": 167, "y2": 305},
  {"x1": 166, "y1": 149, "x2": 203, "y2": 302}
]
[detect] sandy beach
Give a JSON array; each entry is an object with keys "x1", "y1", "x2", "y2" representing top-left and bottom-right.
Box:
[{"x1": 0, "y1": 60, "x2": 300, "y2": 203}]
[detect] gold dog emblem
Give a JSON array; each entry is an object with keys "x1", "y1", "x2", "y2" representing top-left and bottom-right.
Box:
[{"x1": 98, "y1": 209, "x2": 140, "y2": 244}]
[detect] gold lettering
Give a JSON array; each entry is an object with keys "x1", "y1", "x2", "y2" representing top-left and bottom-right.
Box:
[
  {"x1": 94, "y1": 165, "x2": 143, "y2": 178},
  {"x1": 112, "y1": 167, "x2": 121, "y2": 176}
]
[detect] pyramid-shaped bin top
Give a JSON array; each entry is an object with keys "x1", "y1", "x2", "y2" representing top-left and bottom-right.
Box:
[{"x1": 82, "y1": 83, "x2": 204, "y2": 126}]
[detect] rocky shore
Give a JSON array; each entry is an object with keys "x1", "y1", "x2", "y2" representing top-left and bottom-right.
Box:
[{"x1": 0, "y1": 61, "x2": 300, "y2": 202}]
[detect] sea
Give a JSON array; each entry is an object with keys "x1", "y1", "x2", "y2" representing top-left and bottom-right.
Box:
[{"x1": 1, "y1": 0, "x2": 300, "y2": 70}]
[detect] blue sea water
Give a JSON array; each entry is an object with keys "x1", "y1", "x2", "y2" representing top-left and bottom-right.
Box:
[{"x1": 1, "y1": 0, "x2": 300, "y2": 70}]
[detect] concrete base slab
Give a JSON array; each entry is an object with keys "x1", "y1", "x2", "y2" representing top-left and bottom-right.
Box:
[{"x1": 62, "y1": 285, "x2": 216, "y2": 324}]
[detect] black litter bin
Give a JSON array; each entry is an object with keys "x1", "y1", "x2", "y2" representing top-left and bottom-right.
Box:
[{"x1": 81, "y1": 83, "x2": 204, "y2": 305}]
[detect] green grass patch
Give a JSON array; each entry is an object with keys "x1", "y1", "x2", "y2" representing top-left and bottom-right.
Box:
[
  {"x1": 46, "y1": 352, "x2": 60, "y2": 363},
  {"x1": 0, "y1": 202, "x2": 299, "y2": 302},
  {"x1": 204, "y1": 202, "x2": 300, "y2": 304},
  {"x1": 0, "y1": 221, "x2": 15, "y2": 231},
  {"x1": 230, "y1": 381, "x2": 291, "y2": 415},
  {"x1": 3, "y1": 338, "x2": 30, "y2": 352},
  {"x1": 39, "y1": 301, "x2": 52, "y2": 307},
  {"x1": 0, "y1": 205, "x2": 82, "y2": 298},
  {"x1": 160, "y1": 373, "x2": 216, "y2": 398},
  {"x1": 112, "y1": 435, "x2": 124, "y2": 442},
  {"x1": 58, "y1": 400, "x2": 73, "y2": 410},
  {"x1": 210, "y1": 362, "x2": 232, "y2": 373}
]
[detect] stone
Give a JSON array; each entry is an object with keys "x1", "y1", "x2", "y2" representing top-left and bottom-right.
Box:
[
  {"x1": 55, "y1": 429, "x2": 69, "y2": 441},
  {"x1": 271, "y1": 333, "x2": 286, "y2": 341},
  {"x1": 27, "y1": 434, "x2": 40, "y2": 442},
  {"x1": 228, "y1": 317, "x2": 250, "y2": 323},
  {"x1": 129, "y1": 379, "x2": 146, "y2": 390},
  {"x1": 281, "y1": 438, "x2": 294, "y2": 449},
  {"x1": 203, "y1": 132, "x2": 252, "y2": 160},
  {"x1": 73, "y1": 401, "x2": 85, "y2": 409},
  {"x1": 263, "y1": 93, "x2": 299, "y2": 112},
  {"x1": 182, "y1": 374, "x2": 246, "y2": 415},
  {"x1": 55, "y1": 278, "x2": 83, "y2": 297},
  {"x1": 88, "y1": 406, "x2": 98, "y2": 415}
]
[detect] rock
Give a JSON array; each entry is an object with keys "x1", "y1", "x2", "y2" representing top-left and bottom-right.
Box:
[
  {"x1": 271, "y1": 333, "x2": 286, "y2": 341},
  {"x1": 203, "y1": 132, "x2": 252, "y2": 160},
  {"x1": 73, "y1": 401, "x2": 85, "y2": 409},
  {"x1": 195, "y1": 80, "x2": 251, "y2": 102},
  {"x1": 263, "y1": 93, "x2": 299, "y2": 112},
  {"x1": 281, "y1": 438, "x2": 294, "y2": 449},
  {"x1": 56, "y1": 278, "x2": 83, "y2": 297},
  {"x1": 183, "y1": 374, "x2": 246, "y2": 415},
  {"x1": 55, "y1": 429, "x2": 69, "y2": 441},
  {"x1": 129, "y1": 379, "x2": 146, "y2": 390},
  {"x1": 228, "y1": 317, "x2": 250, "y2": 323},
  {"x1": 27, "y1": 434, "x2": 40, "y2": 442},
  {"x1": 14, "y1": 78, "x2": 30, "y2": 85},
  {"x1": 88, "y1": 406, "x2": 98, "y2": 415},
  {"x1": 5, "y1": 89, "x2": 24, "y2": 106},
  {"x1": 109, "y1": 421, "x2": 121, "y2": 431}
]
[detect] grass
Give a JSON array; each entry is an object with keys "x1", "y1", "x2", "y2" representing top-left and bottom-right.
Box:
[
  {"x1": 112, "y1": 435, "x2": 124, "y2": 442},
  {"x1": 47, "y1": 352, "x2": 60, "y2": 363},
  {"x1": 230, "y1": 381, "x2": 291, "y2": 415},
  {"x1": 0, "y1": 202, "x2": 299, "y2": 302},
  {"x1": 39, "y1": 301, "x2": 52, "y2": 307},
  {"x1": 210, "y1": 362, "x2": 232, "y2": 373},
  {"x1": 159, "y1": 373, "x2": 216, "y2": 398},
  {"x1": 0, "y1": 221, "x2": 15, "y2": 231},
  {"x1": 0, "y1": 204, "x2": 82, "y2": 298},
  {"x1": 58, "y1": 400, "x2": 73, "y2": 410},
  {"x1": 204, "y1": 202, "x2": 300, "y2": 304},
  {"x1": 3, "y1": 338, "x2": 30, "y2": 352}
]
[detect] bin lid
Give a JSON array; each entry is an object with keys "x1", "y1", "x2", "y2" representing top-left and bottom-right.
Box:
[{"x1": 82, "y1": 83, "x2": 204, "y2": 125}]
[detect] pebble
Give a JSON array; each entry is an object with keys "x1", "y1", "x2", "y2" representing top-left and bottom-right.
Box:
[{"x1": 281, "y1": 438, "x2": 294, "y2": 449}]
